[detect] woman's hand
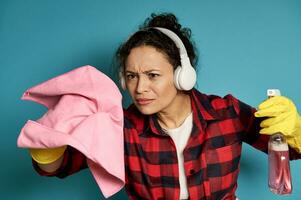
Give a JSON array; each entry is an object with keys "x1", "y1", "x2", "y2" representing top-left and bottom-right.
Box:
[
  {"x1": 29, "y1": 146, "x2": 66, "y2": 172},
  {"x1": 254, "y1": 96, "x2": 301, "y2": 153}
]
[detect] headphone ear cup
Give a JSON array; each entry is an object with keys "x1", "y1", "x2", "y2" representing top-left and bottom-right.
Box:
[
  {"x1": 173, "y1": 66, "x2": 182, "y2": 90},
  {"x1": 119, "y1": 71, "x2": 126, "y2": 90},
  {"x1": 177, "y1": 65, "x2": 196, "y2": 90},
  {"x1": 174, "y1": 63, "x2": 196, "y2": 91}
]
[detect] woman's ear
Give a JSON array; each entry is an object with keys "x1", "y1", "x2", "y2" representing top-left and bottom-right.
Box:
[{"x1": 119, "y1": 71, "x2": 126, "y2": 90}]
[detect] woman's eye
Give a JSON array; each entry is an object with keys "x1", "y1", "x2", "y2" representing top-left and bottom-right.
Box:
[
  {"x1": 126, "y1": 74, "x2": 136, "y2": 80},
  {"x1": 148, "y1": 73, "x2": 159, "y2": 79}
]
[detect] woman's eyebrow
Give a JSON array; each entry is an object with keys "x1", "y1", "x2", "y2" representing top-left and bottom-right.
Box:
[{"x1": 125, "y1": 69, "x2": 161, "y2": 74}]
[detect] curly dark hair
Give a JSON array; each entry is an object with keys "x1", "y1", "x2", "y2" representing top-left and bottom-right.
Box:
[{"x1": 115, "y1": 12, "x2": 198, "y2": 74}]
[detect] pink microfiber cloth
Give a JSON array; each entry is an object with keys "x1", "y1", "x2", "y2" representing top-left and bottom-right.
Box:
[{"x1": 17, "y1": 65, "x2": 125, "y2": 198}]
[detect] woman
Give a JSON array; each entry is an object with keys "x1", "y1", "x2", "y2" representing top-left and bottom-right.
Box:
[{"x1": 30, "y1": 13, "x2": 301, "y2": 200}]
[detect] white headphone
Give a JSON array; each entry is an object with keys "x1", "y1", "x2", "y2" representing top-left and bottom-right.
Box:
[{"x1": 120, "y1": 27, "x2": 197, "y2": 91}]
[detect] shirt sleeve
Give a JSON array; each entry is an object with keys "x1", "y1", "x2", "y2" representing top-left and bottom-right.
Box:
[
  {"x1": 230, "y1": 95, "x2": 301, "y2": 160},
  {"x1": 33, "y1": 146, "x2": 88, "y2": 178}
]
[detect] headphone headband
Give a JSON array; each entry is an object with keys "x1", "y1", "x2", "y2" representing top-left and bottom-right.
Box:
[{"x1": 152, "y1": 27, "x2": 188, "y2": 58}]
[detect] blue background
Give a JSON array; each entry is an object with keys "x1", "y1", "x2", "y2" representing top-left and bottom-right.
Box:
[{"x1": 1, "y1": 0, "x2": 300, "y2": 199}]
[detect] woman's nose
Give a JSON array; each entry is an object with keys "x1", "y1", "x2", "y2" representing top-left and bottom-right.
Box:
[{"x1": 136, "y1": 76, "x2": 149, "y2": 93}]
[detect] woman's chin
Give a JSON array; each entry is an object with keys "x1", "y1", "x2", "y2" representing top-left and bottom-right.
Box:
[{"x1": 135, "y1": 104, "x2": 157, "y2": 115}]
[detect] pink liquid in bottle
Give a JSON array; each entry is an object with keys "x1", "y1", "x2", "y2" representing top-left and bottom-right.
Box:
[{"x1": 268, "y1": 133, "x2": 292, "y2": 195}]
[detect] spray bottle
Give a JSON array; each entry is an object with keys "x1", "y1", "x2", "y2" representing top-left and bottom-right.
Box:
[{"x1": 267, "y1": 89, "x2": 292, "y2": 195}]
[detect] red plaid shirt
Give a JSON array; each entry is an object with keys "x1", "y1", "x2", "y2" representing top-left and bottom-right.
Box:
[{"x1": 34, "y1": 89, "x2": 301, "y2": 200}]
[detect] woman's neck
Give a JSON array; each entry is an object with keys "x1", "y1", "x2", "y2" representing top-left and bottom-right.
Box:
[{"x1": 156, "y1": 92, "x2": 192, "y2": 129}]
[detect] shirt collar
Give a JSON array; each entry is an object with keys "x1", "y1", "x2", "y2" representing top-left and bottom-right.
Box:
[{"x1": 147, "y1": 88, "x2": 220, "y2": 136}]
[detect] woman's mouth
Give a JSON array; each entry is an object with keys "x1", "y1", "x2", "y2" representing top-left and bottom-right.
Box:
[{"x1": 136, "y1": 98, "x2": 154, "y2": 105}]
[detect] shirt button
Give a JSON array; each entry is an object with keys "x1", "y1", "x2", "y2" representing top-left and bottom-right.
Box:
[{"x1": 189, "y1": 169, "x2": 195, "y2": 175}]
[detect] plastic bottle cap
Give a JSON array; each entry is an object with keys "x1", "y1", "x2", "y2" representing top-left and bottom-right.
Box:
[{"x1": 267, "y1": 89, "x2": 281, "y2": 97}]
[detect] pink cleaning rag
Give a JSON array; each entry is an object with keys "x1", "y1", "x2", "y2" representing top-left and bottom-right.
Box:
[{"x1": 17, "y1": 65, "x2": 124, "y2": 198}]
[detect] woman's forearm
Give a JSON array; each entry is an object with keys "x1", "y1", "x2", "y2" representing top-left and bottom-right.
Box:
[{"x1": 37, "y1": 155, "x2": 64, "y2": 173}]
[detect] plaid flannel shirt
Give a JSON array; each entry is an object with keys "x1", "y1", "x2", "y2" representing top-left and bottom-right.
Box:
[{"x1": 34, "y1": 89, "x2": 301, "y2": 200}]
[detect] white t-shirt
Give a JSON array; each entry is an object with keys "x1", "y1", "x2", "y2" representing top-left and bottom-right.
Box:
[{"x1": 165, "y1": 112, "x2": 193, "y2": 200}]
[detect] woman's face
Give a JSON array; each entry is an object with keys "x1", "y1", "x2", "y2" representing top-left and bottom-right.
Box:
[{"x1": 124, "y1": 45, "x2": 178, "y2": 115}]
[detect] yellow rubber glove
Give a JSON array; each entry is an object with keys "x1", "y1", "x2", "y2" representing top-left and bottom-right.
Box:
[
  {"x1": 29, "y1": 146, "x2": 67, "y2": 164},
  {"x1": 254, "y1": 96, "x2": 301, "y2": 153}
]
